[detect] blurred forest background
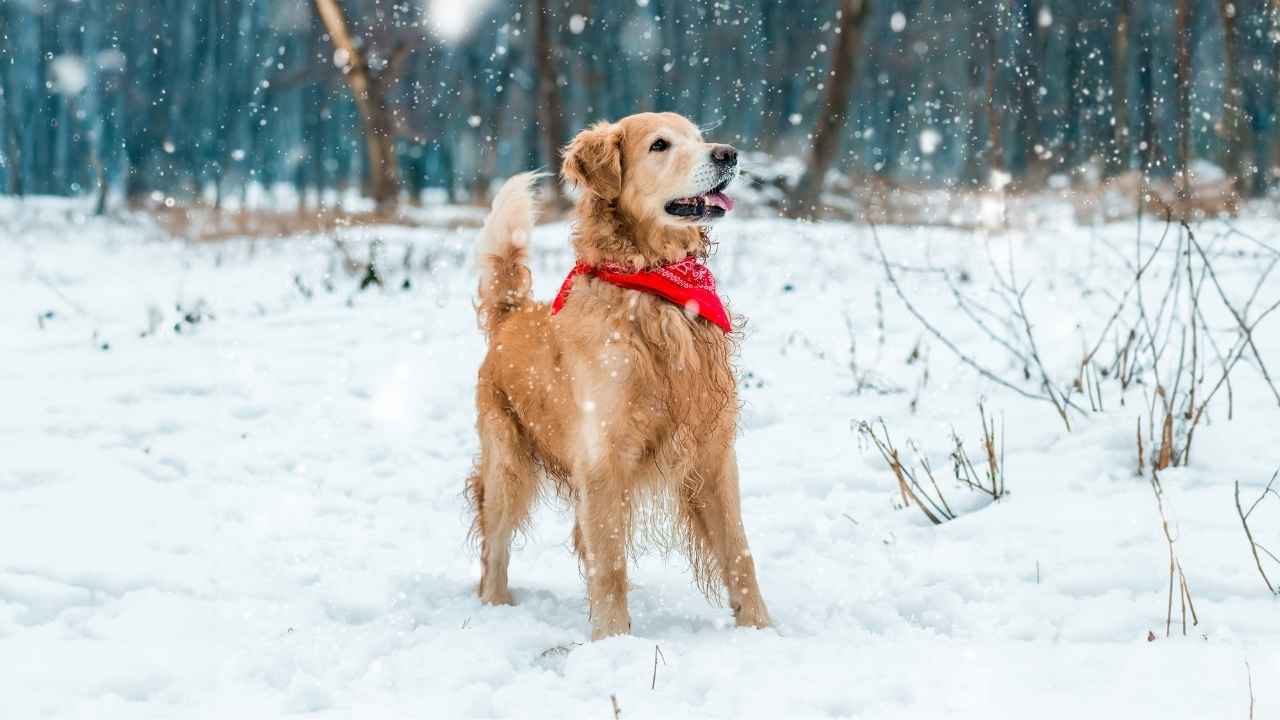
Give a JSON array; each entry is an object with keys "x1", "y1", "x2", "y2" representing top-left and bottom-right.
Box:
[{"x1": 0, "y1": 0, "x2": 1275, "y2": 218}]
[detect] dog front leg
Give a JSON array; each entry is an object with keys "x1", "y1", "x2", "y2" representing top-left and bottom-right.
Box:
[
  {"x1": 575, "y1": 467, "x2": 632, "y2": 640},
  {"x1": 689, "y1": 450, "x2": 771, "y2": 629}
]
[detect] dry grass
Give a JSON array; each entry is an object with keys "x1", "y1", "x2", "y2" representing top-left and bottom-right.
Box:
[
  {"x1": 858, "y1": 406, "x2": 1008, "y2": 525},
  {"x1": 1149, "y1": 468, "x2": 1199, "y2": 637},
  {"x1": 1117, "y1": 221, "x2": 1280, "y2": 472},
  {"x1": 858, "y1": 419, "x2": 955, "y2": 525},
  {"x1": 950, "y1": 403, "x2": 1006, "y2": 501},
  {"x1": 1072, "y1": 170, "x2": 1240, "y2": 225},
  {"x1": 150, "y1": 205, "x2": 480, "y2": 242}
]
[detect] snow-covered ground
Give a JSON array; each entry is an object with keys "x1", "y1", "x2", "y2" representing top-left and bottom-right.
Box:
[{"x1": 3, "y1": 197, "x2": 1279, "y2": 718}]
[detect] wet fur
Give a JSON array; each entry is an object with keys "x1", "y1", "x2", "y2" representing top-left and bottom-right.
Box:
[{"x1": 467, "y1": 113, "x2": 770, "y2": 639}]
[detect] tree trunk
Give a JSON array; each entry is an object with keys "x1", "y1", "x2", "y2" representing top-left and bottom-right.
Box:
[
  {"x1": 1011, "y1": 0, "x2": 1043, "y2": 181},
  {"x1": 1062, "y1": 11, "x2": 1082, "y2": 172},
  {"x1": 361, "y1": 77, "x2": 400, "y2": 210},
  {"x1": 1107, "y1": 0, "x2": 1131, "y2": 176},
  {"x1": 573, "y1": 0, "x2": 601, "y2": 120},
  {"x1": 1138, "y1": 32, "x2": 1158, "y2": 173},
  {"x1": 787, "y1": 0, "x2": 870, "y2": 219},
  {"x1": 533, "y1": 0, "x2": 569, "y2": 208},
  {"x1": 1217, "y1": 0, "x2": 1246, "y2": 196},
  {"x1": 312, "y1": 0, "x2": 401, "y2": 212},
  {"x1": 1173, "y1": 0, "x2": 1194, "y2": 209},
  {"x1": 1271, "y1": 0, "x2": 1280, "y2": 192},
  {"x1": 985, "y1": 2, "x2": 1005, "y2": 182}
]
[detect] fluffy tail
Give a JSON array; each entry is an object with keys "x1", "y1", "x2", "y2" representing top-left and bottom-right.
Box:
[{"x1": 476, "y1": 172, "x2": 542, "y2": 336}]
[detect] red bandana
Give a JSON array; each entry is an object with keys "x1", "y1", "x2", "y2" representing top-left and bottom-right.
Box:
[{"x1": 550, "y1": 255, "x2": 732, "y2": 333}]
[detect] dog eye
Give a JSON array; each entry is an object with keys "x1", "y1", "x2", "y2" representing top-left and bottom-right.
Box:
[{"x1": 649, "y1": 138, "x2": 669, "y2": 152}]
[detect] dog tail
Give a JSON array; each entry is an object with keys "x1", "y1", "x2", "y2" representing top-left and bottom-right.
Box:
[{"x1": 476, "y1": 172, "x2": 543, "y2": 336}]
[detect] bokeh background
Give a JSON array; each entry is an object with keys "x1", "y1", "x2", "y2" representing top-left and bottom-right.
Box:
[{"x1": 0, "y1": 0, "x2": 1273, "y2": 217}]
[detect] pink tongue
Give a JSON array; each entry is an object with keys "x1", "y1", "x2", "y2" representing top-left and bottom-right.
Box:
[{"x1": 705, "y1": 192, "x2": 735, "y2": 212}]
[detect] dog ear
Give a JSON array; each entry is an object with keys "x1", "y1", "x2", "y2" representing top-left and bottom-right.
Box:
[{"x1": 562, "y1": 122, "x2": 622, "y2": 200}]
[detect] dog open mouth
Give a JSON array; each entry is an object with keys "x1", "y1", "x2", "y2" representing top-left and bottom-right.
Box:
[{"x1": 664, "y1": 177, "x2": 736, "y2": 220}]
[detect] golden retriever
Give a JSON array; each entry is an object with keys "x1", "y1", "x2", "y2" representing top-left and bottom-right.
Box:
[{"x1": 468, "y1": 112, "x2": 770, "y2": 640}]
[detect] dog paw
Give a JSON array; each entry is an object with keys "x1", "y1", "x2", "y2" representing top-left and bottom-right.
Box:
[
  {"x1": 733, "y1": 604, "x2": 771, "y2": 629},
  {"x1": 479, "y1": 588, "x2": 515, "y2": 606}
]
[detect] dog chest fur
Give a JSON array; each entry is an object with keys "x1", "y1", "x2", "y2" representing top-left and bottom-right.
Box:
[{"x1": 486, "y1": 278, "x2": 737, "y2": 484}]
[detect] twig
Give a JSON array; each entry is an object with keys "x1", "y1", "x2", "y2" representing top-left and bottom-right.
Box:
[
  {"x1": 1136, "y1": 416, "x2": 1145, "y2": 476},
  {"x1": 1181, "y1": 297, "x2": 1280, "y2": 464},
  {"x1": 915, "y1": 449, "x2": 956, "y2": 520},
  {"x1": 1246, "y1": 659, "x2": 1255, "y2": 720},
  {"x1": 950, "y1": 405, "x2": 1006, "y2": 501},
  {"x1": 871, "y1": 225, "x2": 1057, "y2": 410},
  {"x1": 1186, "y1": 222, "x2": 1280, "y2": 406},
  {"x1": 36, "y1": 274, "x2": 95, "y2": 319},
  {"x1": 942, "y1": 270, "x2": 1031, "y2": 367},
  {"x1": 650, "y1": 645, "x2": 666, "y2": 690},
  {"x1": 1234, "y1": 472, "x2": 1279, "y2": 595},
  {"x1": 857, "y1": 419, "x2": 950, "y2": 525},
  {"x1": 610, "y1": 694, "x2": 622, "y2": 719},
  {"x1": 989, "y1": 239, "x2": 1080, "y2": 429},
  {"x1": 1081, "y1": 219, "x2": 1173, "y2": 367},
  {"x1": 1150, "y1": 469, "x2": 1198, "y2": 636}
]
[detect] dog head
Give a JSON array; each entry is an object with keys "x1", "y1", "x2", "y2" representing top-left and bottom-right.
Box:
[{"x1": 562, "y1": 113, "x2": 738, "y2": 261}]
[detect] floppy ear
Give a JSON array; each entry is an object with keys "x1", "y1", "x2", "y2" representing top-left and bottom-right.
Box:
[{"x1": 562, "y1": 122, "x2": 622, "y2": 200}]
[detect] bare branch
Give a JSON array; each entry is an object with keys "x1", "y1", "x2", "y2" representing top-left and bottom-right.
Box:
[
  {"x1": 871, "y1": 225, "x2": 1057, "y2": 410},
  {"x1": 1186, "y1": 222, "x2": 1280, "y2": 406},
  {"x1": 1235, "y1": 473, "x2": 1279, "y2": 595}
]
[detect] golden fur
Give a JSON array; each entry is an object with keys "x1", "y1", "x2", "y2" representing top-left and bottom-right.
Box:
[{"x1": 468, "y1": 112, "x2": 770, "y2": 640}]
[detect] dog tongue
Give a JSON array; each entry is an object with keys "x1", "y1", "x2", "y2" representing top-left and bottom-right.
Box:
[{"x1": 704, "y1": 191, "x2": 735, "y2": 212}]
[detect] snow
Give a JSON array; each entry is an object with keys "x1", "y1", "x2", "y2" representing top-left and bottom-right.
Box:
[
  {"x1": 425, "y1": 0, "x2": 497, "y2": 42},
  {"x1": 49, "y1": 55, "x2": 88, "y2": 96},
  {"x1": 2, "y1": 197, "x2": 1279, "y2": 718},
  {"x1": 918, "y1": 128, "x2": 942, "y2": 156}
]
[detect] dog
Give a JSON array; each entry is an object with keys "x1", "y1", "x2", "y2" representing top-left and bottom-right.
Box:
[{"x1": 468, "y1": 112, "x2": 770, "y2": 640}]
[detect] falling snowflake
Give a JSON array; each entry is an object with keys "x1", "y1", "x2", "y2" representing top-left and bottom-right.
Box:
[
  {"x1": 918, "y1": 128, "x2": 941, "y2": 156},
  {"x1": 49, "y1": 55, "x2": 88, "y2": 96},
  {"x1": 990, "y1": 169, "x2": 1012, "y2": 191}
]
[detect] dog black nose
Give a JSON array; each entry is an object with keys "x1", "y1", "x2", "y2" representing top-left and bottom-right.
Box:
[{"x1": 710, "y1": 144, "x2": 737, "y2": 166}]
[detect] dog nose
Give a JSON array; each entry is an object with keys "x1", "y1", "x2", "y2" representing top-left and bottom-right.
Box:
[{"x1": 710, "y1": 144, "x2": 737, "y2": 167}]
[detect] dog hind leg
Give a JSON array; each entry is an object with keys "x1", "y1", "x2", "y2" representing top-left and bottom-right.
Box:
[{"x1": 469, "y1": 399, "x2": 538, "y2": 606}]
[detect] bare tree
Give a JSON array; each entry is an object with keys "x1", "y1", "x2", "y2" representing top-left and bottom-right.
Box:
[
  {"x1": 1010, "y1": 0, "x2": 1045, "y2": 182},
  {"x1": 1217, "y1": 0, "x2": 1246, "y2": 196},
  {"x1": 787, "y1": 0, "x2": 870, "y2": 219},
  {"x1": 1107, "y1": 0, "x2": 1132, "y2": 176},
  {"x1": 984, "y1": 2, "x2": 1005, "y2": 183},
  {"x1": 312, "y1": 0, "x2": 411, "y2": 212},
  {"x1": 533, "y1": 0, "x2": 569, "y2": 208},
  {"x1": 1173, "y1": 0, "x2": 1194, "y2": 212}
]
